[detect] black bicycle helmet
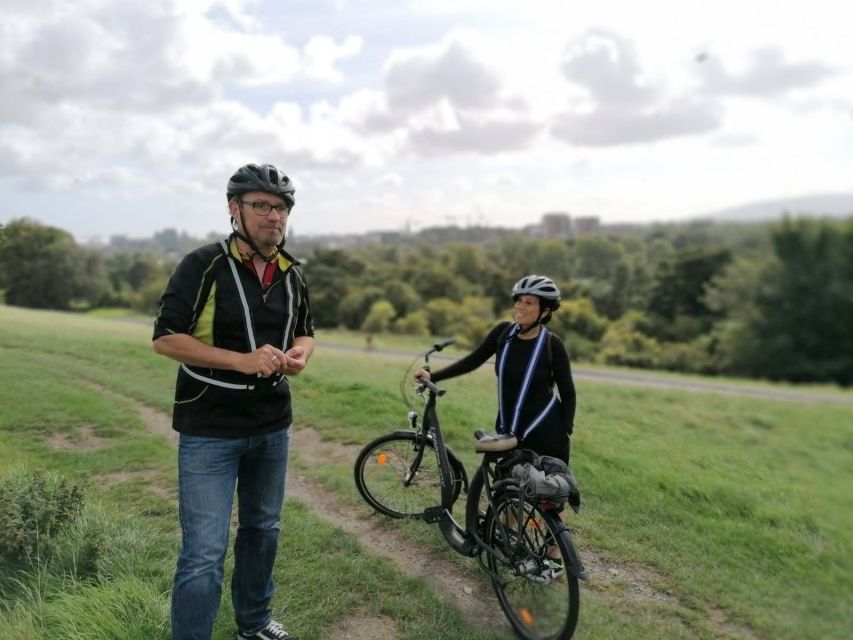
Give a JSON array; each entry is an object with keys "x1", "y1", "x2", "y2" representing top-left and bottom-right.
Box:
[
  {"x1": 226, "y1": 163, "x2": 295, "y2": 208},
  {"x1": 512, "y1": 274, "x2": 561, "y2": 310}
]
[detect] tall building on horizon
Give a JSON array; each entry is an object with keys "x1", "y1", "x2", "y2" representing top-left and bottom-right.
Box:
[
  {"x1": 573, "y1": 216, "x2": 600, "y2": 236},
  {"x1": 541, "y1": 212, "x2": 572, "y2": 238}
]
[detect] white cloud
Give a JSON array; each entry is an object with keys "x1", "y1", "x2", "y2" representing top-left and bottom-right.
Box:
[
  {"x1": 384, "y1": 38, "x2": 503, "y2": 111},
  {"x1": 696, "y1": 46, "x2": 837, "y2": 97},
  {"x1": 301, "y1": 35, "x2": 363, "y2": 83},
  {"x1": 1, "y1": 0, "x2": 851, "y2": 240},
  {"x1": 340, "y1": 33, "x2": 541, "y2": 156},
  {"x1": 489, "y1": 173, "x2": 523, "y2": 189},
  {"x1": 551, "y1": 30, "x2": 722, "y2": 146},
  {"x1": 374, "y1": 173, "x2": 403, "y2": 188},
  {"x1": 0, "y1": 0, "x2": 373, "y2": 189},
  {"x1": 552, "y1": 100, "x2": 721, "y2": 147},
  {"x1": 408, "y1": 108, "x2": 541, "y2": 154},
  {"x1": 559, "y1": 30, "x2": 659, "y2": 108}
]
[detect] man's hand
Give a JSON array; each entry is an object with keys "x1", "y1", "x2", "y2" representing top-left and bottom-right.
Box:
[
  {"x1": 239, "y1": 344, "x2": 288, "y2": 378},
  {"x1": 281, "y1": 345, "x2": 307, "y2": 376}
]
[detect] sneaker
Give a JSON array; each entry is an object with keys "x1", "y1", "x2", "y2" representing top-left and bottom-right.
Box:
[
  {"x1": 522, "y1": 557, "x2": 564, "y2": 584},
  {"x1": 546, "y1": 557, "x2": 566, "y2": 580},
  {"x1": 237, "y1": 620, "x2": 298, "y2": 640}
]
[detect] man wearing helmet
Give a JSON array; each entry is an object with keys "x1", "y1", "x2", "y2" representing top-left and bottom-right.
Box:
[
  {"x1": 153, "y1": 164, "x2": 313, "y2": 640},
  {"x1": 415, "y1": 274, "x2": 576, "y2": 462}
]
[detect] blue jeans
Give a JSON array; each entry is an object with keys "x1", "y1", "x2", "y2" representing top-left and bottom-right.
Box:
[{"x1": 171, "y1": 429, "x2": 290, "y2": 640}]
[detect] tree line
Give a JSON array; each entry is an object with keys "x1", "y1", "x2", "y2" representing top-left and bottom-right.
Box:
[{"x1": 1, "y1": 215, "x2": 851, "y2": 386}]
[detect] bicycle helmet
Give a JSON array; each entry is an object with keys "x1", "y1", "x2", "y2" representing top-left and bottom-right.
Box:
[
  {"x1": 226, "y1": 163, "x2": 295, "y2": 208},
  {"x1": 512, "y1": 275, "x2": 561, "y2": 310}
]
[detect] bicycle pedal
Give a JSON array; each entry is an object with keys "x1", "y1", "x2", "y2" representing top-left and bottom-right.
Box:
[{"x1": 422, "y1": 506, "x2": 444, "y2": 523}]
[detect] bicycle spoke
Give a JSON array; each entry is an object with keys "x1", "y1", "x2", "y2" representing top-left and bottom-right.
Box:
[
  {"x1": 485, "y1": 493, "x2": 579, "y2": 640},
  {"x1": 355, "y1": 434, "x2": 447, "y2": 518}
]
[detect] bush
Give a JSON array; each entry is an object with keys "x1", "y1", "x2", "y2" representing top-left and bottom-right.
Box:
[
  {"x1": 597, "y1": 320, "x2": 662, "y2": 369},
  {"x1": 361, "y1": 300, "x2": 395, "y2": 333},
  {"x1": 550, "y1": 297, "x2": 609, "y2": 342},
  {"x1": 338, "y1": 287, "x2": 384, "y2": 330},
  {"x1": 133, "y1": 278, "x2": 170, "y2": 315},
  {"x1": 0, "y1": 468, "x2": 86, "y2": 561},
  {"x1": 454, "y1": 316, "x2": 494, "y2": 349},
  {"x1": 392, "y1": 310, "x2": 429, "y2": 335},
  {"x1": 656, "y1": 336, "x2": 716, "y2": 374},
  {"x1": 598, "y1": 332, "x2": 661, "y2": 368},
  {"x1": 423, "y1": 298, "x2": 466, "y2": 335},
  {"x1": 561, "y1": 331, "x2": 599, "y2": 362}
]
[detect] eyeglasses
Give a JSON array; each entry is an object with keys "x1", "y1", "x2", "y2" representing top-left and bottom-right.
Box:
[{"x1": 239, "y1": 200, "x2": 290, "y2": 216}]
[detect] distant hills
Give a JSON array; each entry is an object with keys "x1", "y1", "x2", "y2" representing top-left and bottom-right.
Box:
[{"x1": 695, "y1": 192, "x2": 853, "y2": 222}]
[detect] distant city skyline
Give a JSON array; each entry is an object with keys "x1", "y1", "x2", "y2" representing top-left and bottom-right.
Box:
[{"x1": 1, "y1": 1, "x2": 851, "y2": 242}]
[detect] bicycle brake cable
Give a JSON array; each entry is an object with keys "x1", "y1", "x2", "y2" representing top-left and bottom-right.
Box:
[{"x1": 399, "y1": 353, "x2": 422, "y2": 410}]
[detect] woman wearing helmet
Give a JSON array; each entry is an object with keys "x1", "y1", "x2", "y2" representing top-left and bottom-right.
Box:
[{"x1": 415, "y1": 274, "x2": 576, "y2": 463}]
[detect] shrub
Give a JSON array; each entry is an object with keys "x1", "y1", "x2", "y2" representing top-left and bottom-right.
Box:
[
  {"x1": 550, "y1": 297, "x2": 609, "y2": 342},
  {"x1": 656, "y1": 336, "x2": 716, "y2": 374},
  {"x1": 0, "y1": 468, "x2": 86, "y2": 561},
  {"x1": 454, "y1": 316, "x2": 494, "y2": 349},
  {"x1": 392, "y1": 310, "x2": 429, "y2": 335},
  {"x1": 597, "y1": 320, "x2": 662, "y2": 369},
  {"x1": 361, "y1": 300, "x2": 395, "y2": 333},
  {"x1": 561, "y1": 331, "x2": 599, "y2": 362},
  {"x1": 338, "y1": 287, "x2": 384, "y2": 330},
  {"x1": 423, "y1": 298, "x2": 466, "y2": 335}
]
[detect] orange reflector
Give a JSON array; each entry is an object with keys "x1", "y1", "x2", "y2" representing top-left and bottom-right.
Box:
[
  {"x1": 520, "y1": 607, "x2": 534, "y2": 625},
  {"x1": 377, "y1": 453, "x2": 388, "y2": 464}
]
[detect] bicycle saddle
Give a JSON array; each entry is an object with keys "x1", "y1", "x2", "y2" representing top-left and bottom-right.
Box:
[{"x1": 474, "y1": 430, "x2": 519, "y2": 453}]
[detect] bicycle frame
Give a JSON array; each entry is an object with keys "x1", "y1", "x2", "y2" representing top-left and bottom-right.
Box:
[
  {"x1": 415, "y1": 384, "x2": 479, "y2": 556},
  {"x1": 417, "y1": 383, "x2": 530, "y2": 562}
]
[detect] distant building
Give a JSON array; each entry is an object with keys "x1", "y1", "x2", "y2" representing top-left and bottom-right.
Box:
[
  {"x1": 541, "y1": 212, "x2": 572, "y2": 238},
  {"x1": 573, "y1": 216, "x2": 600, "y2": 236}
]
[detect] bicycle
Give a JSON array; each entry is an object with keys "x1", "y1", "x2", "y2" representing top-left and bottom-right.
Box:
[{"x1": 354, "y1": 339, "x2": 587, "y2": 640}]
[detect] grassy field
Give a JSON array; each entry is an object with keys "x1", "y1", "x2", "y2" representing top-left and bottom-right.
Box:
[{"x1": 0, "y1": 305, "x2": 851, "y2": 639}]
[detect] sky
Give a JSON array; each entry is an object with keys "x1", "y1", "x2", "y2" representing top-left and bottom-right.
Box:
[{"x1": 1, "y1": 0, "x2": 851, "y2": 243}]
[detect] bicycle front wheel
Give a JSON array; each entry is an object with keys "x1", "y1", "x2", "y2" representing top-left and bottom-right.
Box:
[
  {"x1": 354, "y1": 432, "x2": 459, "y2": 518},
  {"x1": 484, "y1": 491, "x2": 580, "y2": 640}
]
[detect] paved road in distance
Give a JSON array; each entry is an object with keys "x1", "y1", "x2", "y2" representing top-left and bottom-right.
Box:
[{"x1": 323, "y1": 341, "x2": 853, "y2": 407}]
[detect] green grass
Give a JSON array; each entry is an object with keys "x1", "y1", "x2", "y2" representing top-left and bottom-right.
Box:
[
  {"x1": 84, "y1": 307, "x2": 149, "y2": 320},
  {"x1": 1, "y1": 305, "x2": 851, "y2": 639}
]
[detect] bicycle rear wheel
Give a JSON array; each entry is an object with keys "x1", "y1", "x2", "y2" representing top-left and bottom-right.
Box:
[
  {"x1": 484, "y1": 491, "x2": 580, "y2": 640},
  {"x1": 354, "y1": 432, "x2": 461, "y2": 518}
]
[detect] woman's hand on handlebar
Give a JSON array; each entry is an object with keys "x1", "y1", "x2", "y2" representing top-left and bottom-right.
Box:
[{"x1": 413, "y1": 369, "x2": 432, "y2": 382}]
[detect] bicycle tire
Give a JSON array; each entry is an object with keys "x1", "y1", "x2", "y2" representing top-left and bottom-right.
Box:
[
  {"x1": 484, "y1": 490, "x2": 580, "y2": 640},
  {"x1": 354, "y1": 432, "x2": 462, "y2": 518}
]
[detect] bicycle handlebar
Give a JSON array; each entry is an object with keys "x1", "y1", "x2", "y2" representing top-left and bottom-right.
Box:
[
  {"x1": 431, "y1": 337, "x2": 456, "y2": 353},
  {"x1": 409, "y1": 338, "x2": 454, "y2": 401},
  {"x1": 417, "y1": 378, "x2": 446, "y2": 397}
]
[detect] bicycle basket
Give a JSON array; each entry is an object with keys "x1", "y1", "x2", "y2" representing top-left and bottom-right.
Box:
[{"x1": 511, "y1": 455, "x2": 582, "y2": 512}]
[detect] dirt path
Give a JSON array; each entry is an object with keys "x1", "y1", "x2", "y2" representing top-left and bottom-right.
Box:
[
  {"x1": 93, "y1": 384, "x2": 755, "y2": 640},
  {"x1": 288, "y1": 427, "x2": 509, "y2": 636}
]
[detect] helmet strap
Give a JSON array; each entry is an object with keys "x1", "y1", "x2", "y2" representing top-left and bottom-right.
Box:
[
  {"x1": 231, "y1": 202, "x2": 279, "y2": 263},
  {"x1": 516, "y1": 307, "x2": 551, "y2": 336},
  {"x1": 516, "y1": 320, "x2": 540, "y2": 336}
]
